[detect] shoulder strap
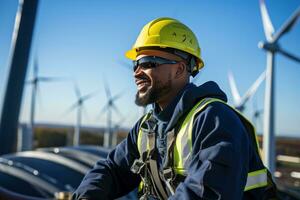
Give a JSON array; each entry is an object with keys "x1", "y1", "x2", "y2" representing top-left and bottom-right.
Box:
[{"x1": 133, "y1": 113, "x2": 170, "y2": 199}]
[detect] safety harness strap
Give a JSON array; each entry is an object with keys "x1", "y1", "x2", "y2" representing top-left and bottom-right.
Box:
[
  {"x1": 149, "y1": 158, "x2": 168, "y2": 200},
  {"x1": 132, "y1": 114, "x2": 171, "y2": 199},
  {"x1": 161, "y1": 129, "x2": 176, "y2": 195},
  {"x1": 146, "y1": 122, "x2": 169, "y2": 200}
]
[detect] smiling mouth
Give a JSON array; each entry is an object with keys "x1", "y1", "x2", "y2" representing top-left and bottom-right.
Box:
[{"x1": 136, "y1": 79, "x2": 150, "y2": 92}]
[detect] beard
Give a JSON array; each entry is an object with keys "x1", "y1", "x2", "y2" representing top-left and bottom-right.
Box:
[{"x1": 135, "y1": 75, "x2": 172, "y2": 107}]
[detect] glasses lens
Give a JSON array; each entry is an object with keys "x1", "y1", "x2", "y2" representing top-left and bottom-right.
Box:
[
  {"x1": 133, "y1": 61, "x2": 138, "y2": 71},
  {"x1": 139, "y1": 61, "x2": 156, "y2": 69},
  {"x1": 133, "y1": 57, "x2": 157, "y2": 72},
  {"x1": 133, "y1": 56, "x2": 177, "y2": 72}
]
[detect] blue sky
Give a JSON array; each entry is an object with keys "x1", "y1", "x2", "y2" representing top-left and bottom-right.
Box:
[{"x1": 0, "y1": 0, "x2": 299, "y2": 137}]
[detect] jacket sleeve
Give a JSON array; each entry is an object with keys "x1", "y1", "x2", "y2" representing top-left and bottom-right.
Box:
[
  {"x1": 72, "y1": 120, "x2": 142, "y2": 200},
  {"x1": 169, "y1": 102, "x2": 250, "y2": 200}
]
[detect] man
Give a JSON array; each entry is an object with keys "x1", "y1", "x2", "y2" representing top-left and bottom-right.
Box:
[{"x1": 73, "y1": 17, "x2": 277, "y2": 200}]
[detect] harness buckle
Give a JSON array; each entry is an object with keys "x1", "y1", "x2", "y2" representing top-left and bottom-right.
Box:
[
  {"x1": 131, "y1": 159, "x2": 145, "y2": 174},
  {"x1": 141, "y1": 116, "x2": 157, "y2": 134},
  {"x1": 163, "y1": 168, "x2": 175, "y2": 195},
  {"x1": 163, "y1": 168, "x2": 173, "y2": 180}
]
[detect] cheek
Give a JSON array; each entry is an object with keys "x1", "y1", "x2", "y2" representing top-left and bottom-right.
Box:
[
  {"x1": 156, "y1": 69, "x2": 173, "y2": 81},
  {"x1": 144, "y1": 68, "x2": 173, "y2": 85},
  {"x1": 143, "y1": 70, "x2": 156, "y2": 84}
]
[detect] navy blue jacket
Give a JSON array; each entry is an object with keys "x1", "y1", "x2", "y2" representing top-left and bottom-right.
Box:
[{"x1": 73, "y1": 81, "x2": 266, "y2": 200}]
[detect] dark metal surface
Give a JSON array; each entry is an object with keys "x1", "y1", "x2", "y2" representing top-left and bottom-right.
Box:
[
  {"x1": 0, "y1": 157, "x2": 59, "y2": 198},
  {"x1": 37, "y1": 146, "x2": 103, "y2": 167},
  {"x1": 0, "y1": 0, "x2": 39, "y2": 155},
  {"x1": 0, "y1": 146, "x2": 138, "y2": 199}
]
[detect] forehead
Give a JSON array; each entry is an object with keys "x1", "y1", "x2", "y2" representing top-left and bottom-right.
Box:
[{"x1": 136, "y1": 49, "x2": 182, "y2": 61}]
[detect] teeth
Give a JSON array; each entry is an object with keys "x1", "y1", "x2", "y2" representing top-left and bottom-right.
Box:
[
  {"x1": 136, "y1": 80, "x2": 147, "y2": 84},
  {"x1": 137, "y1": 81, "x2": 149, "y2": 90},
  {"x1": 137, "y1": 81, "x2": 148, "y2": 86},
  {"x1": 138, "y1": 82, "x2": 147, "y2": 87}
]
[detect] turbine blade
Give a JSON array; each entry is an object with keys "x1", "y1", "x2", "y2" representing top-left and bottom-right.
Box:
[
  {"x1": 33, "y1": 56, "x2": 38, "y2": 78},
  {"x1": 81, "y1": 90, "x2": 98, "y2": 102},
  {"x1": 118, "y1": 59, "x2": 132, "y2": 71},
  {"x1": 38, "y1": 77, "x2": 68, "y2": 82},
  {"x1": 277, "y1": 47, "x2": 300, "y2": 63},
  {"x1": 240, "y1": 70, "x2": 266, "y2": 106},
  {"x1": 273, "y1": 7, "x2": 300, "y2": 43},
  {"x1": 111, "y1": 103, "x2": 123, "y2": 117},
  {"x1": 73, "y1": 82, "x2": 81, "y2": 99},
  {"x1": 63, "y1": 102, "x2": 78, "y2": 116},
  {"x1": 111, "y1": 91, "x2": 124, "y2": 102},
  {"x1": 103, "y1": 77, "x2": 111, "y2": 99},
  {"x1": 96, "y1": 105, "x2": 108, "y2": 120},
  {"x1": 259, "y1": 0, "x2": 275, "y2": 41},
  {"x1": 228, "y1": 70, "x2": 241, "y2": 105}
]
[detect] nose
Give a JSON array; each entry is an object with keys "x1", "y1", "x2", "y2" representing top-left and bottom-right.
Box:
[{"x1": 133, "y1": 65, "x2": 143, "y2": 77}]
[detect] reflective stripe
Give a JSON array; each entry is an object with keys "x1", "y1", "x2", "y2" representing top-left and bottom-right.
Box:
[
  {"x1": 174, "y1": 168, "x2": 187, "y2": 175},
  {"x1": 137, "y1": 114, "x2": 151, "y2": 156},
  {"x1": 138, "y1": 181, "x2": 144, "y2": 192},
  {"x1": 137, "y1": 128, "x2": 143, "y2": 155},
  {"x1": 174, "y1": 98, "x2": 208, "y2": 173},
  {"x1": 137, "y1": 115, "x2": 150, "y2": 194},
  {"x1": 244, "y1": 169, "x2": 268, "y2": 191}
]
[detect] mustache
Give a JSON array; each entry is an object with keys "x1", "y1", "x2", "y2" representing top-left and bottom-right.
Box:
[{"x1": 135, "y1": 74, "x2": 149, "y2": 82}]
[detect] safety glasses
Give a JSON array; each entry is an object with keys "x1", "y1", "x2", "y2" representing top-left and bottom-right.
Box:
[{"x1": 133, "y1": 56, "x2": 178, "y2": 72}]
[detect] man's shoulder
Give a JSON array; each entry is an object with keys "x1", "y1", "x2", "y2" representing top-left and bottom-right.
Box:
[
  {"x1": 190, "y1": 98, "x2": 247, "y2": 134},
  {"x1": 191, "y1": 98, "x2": 237, "y2": 119}
]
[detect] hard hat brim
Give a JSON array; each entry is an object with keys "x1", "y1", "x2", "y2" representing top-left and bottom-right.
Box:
[{"x1": 125, "y1": 49, "x2": 137, "y2": 61}]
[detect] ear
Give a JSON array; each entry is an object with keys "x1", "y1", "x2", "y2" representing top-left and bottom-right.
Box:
[{"x1": 175, "y1": 62, "x2": 187, "y2": 79}]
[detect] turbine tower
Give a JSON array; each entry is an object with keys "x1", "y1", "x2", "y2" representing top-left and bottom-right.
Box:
[
  {"x1": 26, "y1": 57, "x2": 66, "y2": 150},
  {"x1": 65, "y1": 83, "x2": 97, "y2": 146},
  {"x1": 228, "y1": 70, "x2": 266, "y2": 112},
  {"x1": 98, "y1": 79, "x2": 123, "y2": 148},
  {"x1": 258, "y1": 0, "x2": 300, "y2": 174}
]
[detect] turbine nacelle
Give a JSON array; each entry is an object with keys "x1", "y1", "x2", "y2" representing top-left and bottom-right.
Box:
[{"x1": 258, "y1": 41, "x2": 280, "y2": 53}]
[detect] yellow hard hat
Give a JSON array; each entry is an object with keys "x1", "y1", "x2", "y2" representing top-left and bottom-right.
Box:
[{"x1": 125, "y1": 17, "x2": 204, "y2": 76}]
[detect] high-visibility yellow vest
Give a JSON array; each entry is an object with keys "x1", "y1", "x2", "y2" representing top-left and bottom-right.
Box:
[{"x1": 137, "y1": 98, "x2": 272, "y2": 193}]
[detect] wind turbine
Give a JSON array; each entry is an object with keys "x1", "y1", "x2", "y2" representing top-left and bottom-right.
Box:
[
  {"x1": 228, "y1": 70, "x2": 266, "y2": 112},
  {"x1": 258, "y1": 0, "x2": 300, "y2": 174},
  {"x1": 64, "y1": 83, "x2": 97, "y2": 146},
  {"x1": 111, "y1": 114, "x2": 129, "y2": 144},
  {"x1": 25, "y1": 57, "x2": 66, "y2": 150},
  {"x1": 98, "y1": 79, "x2": 123, "y2": 148}
]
